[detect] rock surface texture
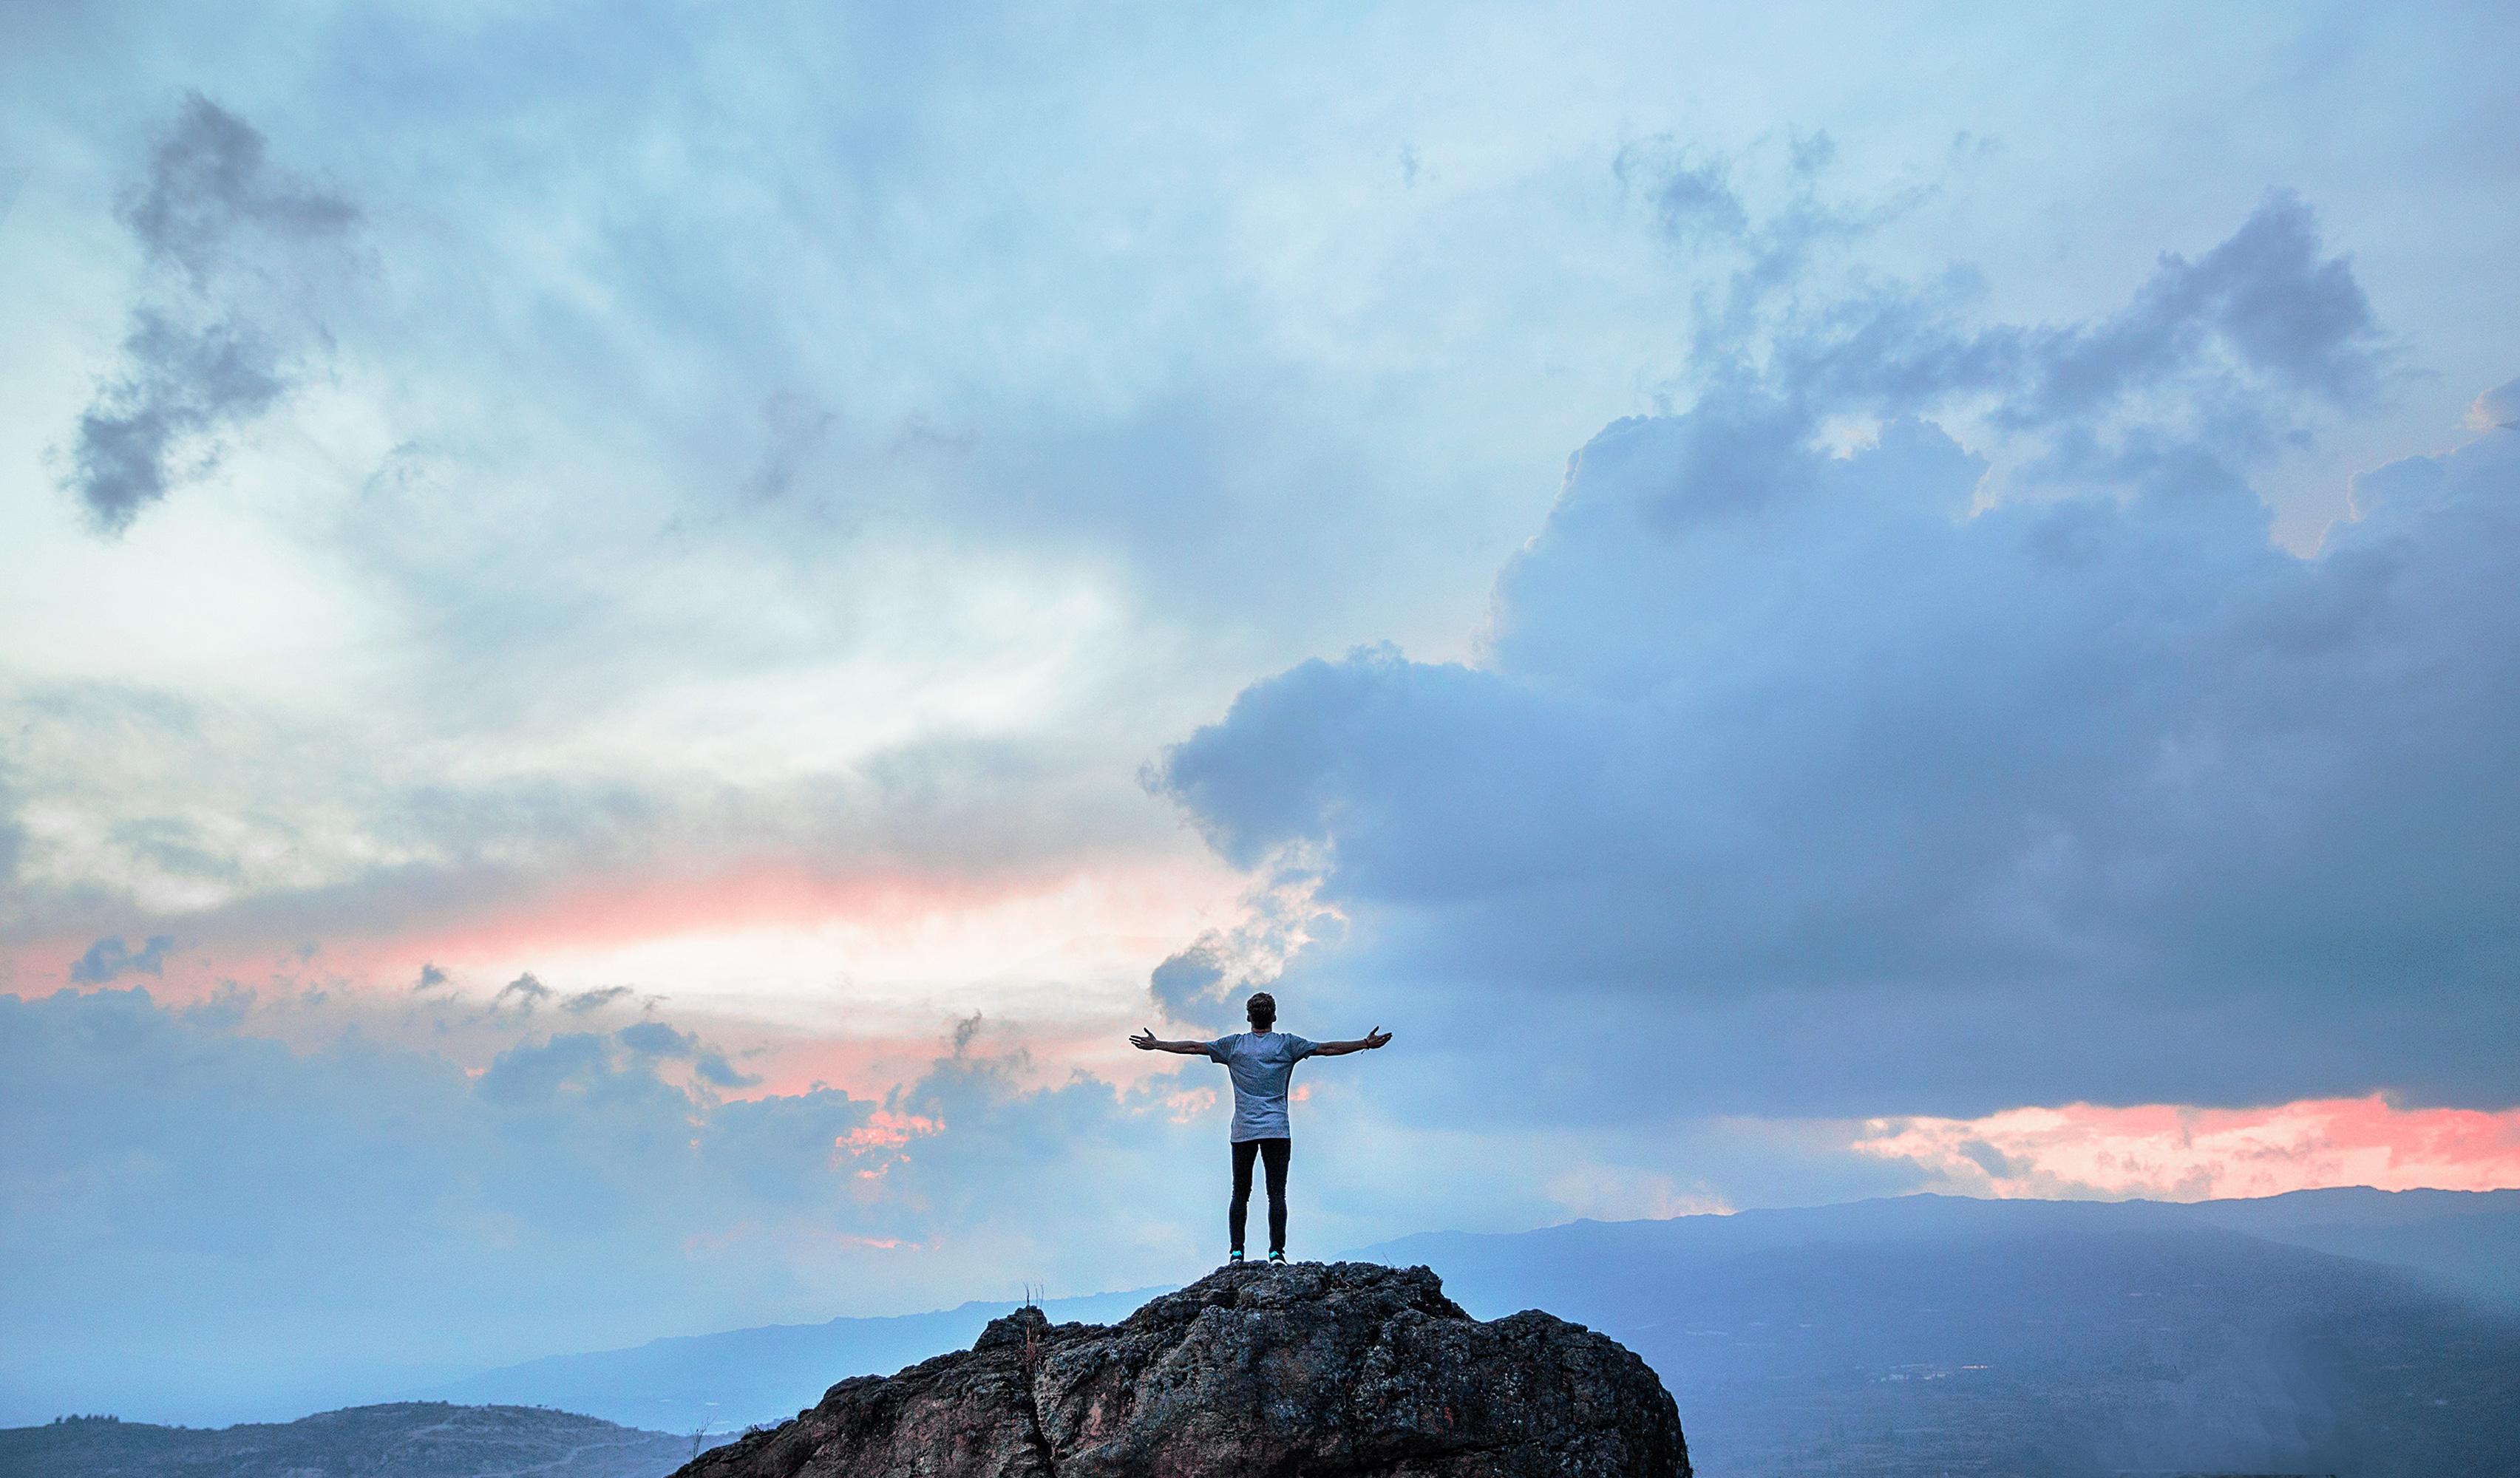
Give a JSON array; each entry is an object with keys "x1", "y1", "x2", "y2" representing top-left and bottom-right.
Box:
[{"x1": 675, "y1": 1261, "x2": 1688, "y2": 1478}]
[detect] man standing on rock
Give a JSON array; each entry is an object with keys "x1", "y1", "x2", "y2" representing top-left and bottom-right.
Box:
[{"x1": 1131, "y1": 992, "x2": 1392, "y2": 1267}]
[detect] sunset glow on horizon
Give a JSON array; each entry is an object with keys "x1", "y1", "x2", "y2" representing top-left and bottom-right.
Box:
[{"x1": 1856, "y1": 1095, "x2": 2520, "y2": 1201}]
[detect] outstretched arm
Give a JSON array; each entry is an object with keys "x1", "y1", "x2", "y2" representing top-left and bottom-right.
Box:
[
  {"x1": 1308, "y1": 1026, "x2": 1393, "y2": 1058},
  {"x1": 1130, "y1": 1028, "x2": 1214, "y2": 1056}
]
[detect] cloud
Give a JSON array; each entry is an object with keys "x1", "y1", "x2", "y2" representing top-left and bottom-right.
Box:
[
  {"x1": 1158, "y1": 200, "x2": 2519, "y2": 1122},
  {"x1": 1984, "y1": 191, "x2": 2382, "y2": 429},
  {"x1": 61, "y1": 94, "x2": 358, "y2": 533},
  {"x1": 1618, "y1": 132, "x2": 1883, "y2": 295},
  {"x1": 118, "y1": 92, "x2": 357, "y2": 285},
  {"x1": 739, "y1": 393, "x2": 840, "y2": 505},
  {"x1": 1856, "y1": 1097, "x2": 2520, "y2": 1201},
  {"x1": 67, "y1": 933, "x2": 174, "y2": 984},
  {"x1": 2473, "y1": 375, "x2": 2520, "y2": 431},
  {"x1": 561, "y1": 984, "x2": 634, "y2": 1014},
  {"x1": 67, "y1": 311, "x2": 291, "y2": 532},
  {"x1": 5, "y1": 16, "x2": 2516, "y2": 1420},
  {"x1": 693, "y1": 1052, "x2": 764, "y2": 1089},
  {"x1": 0, "y1": 987, "x2": 1223, "y2": 1424},
  {"x1": 489, "y1": 971, "x2": 552, "y2": 1014},
  {"x1": 615, "y1": 1018, "x2": 698, "y2": 1056},
  {"x1": 12, "y1": 12, "x2": 2481, "y2": 1046},
  {"x1": 475, "y1": 1030, "x2": 622, "y2": 1107},
  {"x1": 1756, "y1": 191, "x2": 2385, "y2": 473},
  {"x1": 1618, "y1": 141, "x2": 1748, "y2": 249},
  {"x1": 412, "y1": 962, "x2": 447, "y2": 992},
  {"x1": 1145, "y1": 865, "x2": 1334, "y2": 1023},
  {"x1": 1147, "y1": 945, "x2": 1226, "y2": 1016},
  {"x1": 0, "y1": 678, "x2": 1203, "y2": 997},
  {"x1": 605, "y1": 1017, "x2": 771, "y2": 1097}
]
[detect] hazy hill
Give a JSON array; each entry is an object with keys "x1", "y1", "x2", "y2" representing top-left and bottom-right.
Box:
[
  {"x1": 2180, "y1": 1185, "x2": 2520, "y2": 1304},
  {"x1": 420, "y1": 1288, "x2": 1158, "y2": 1438},
  {"x1": 1356, "y1": 1192, "x2": 2520, "y2": 1478},
  {"x1": 0, "y1": 1403, "x2": 697, "y2": 1478}
]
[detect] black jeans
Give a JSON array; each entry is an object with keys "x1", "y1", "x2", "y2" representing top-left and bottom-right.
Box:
[{"x1": 1229, "y1": 1137, "x2": 1291, "y2": 1254}]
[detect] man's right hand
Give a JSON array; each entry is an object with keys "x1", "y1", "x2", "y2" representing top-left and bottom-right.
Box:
[{"x1": 1130, "y1": 1028, "x2": 1160, "y2": 1051}]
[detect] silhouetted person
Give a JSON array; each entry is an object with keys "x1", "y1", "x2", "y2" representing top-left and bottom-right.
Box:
[{"x1": 1132, "y1": 991, "x2": 1392, "y2": 1265}]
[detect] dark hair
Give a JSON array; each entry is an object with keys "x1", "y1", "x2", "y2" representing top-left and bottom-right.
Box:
[{"x1": 1246, "y1": 992, "x2": 1277, "y2": 1029}]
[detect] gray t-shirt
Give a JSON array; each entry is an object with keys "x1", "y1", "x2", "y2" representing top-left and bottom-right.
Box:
[{"x1": 1206, "y1": 1031, "x2": 1319, "y2": 1142}]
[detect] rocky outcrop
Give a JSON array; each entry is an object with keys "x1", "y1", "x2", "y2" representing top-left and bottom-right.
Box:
[{"x1": 675, "y1": 1261, "x2": 1688, "y2": 1478}]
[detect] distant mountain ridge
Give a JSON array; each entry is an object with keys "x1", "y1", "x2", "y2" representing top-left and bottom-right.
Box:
[
  {"x1": 0, "y1": 1403, "x2": 693, "y2": 1478},
  {"x1": 2178, "y1": 1185, "x2": 2520, "y2": 1302},
  {"x1": 1360, "y1": 1185, "x2": 2520, "y2": 1308},
  {"x1": 1353, "y1": 1188, "x2": 2520, "y2": 1478}
]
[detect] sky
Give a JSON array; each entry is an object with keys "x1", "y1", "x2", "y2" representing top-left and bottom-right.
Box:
[{"x1": 3, "y1": 0, "x2": 2517, "y2": 1426}]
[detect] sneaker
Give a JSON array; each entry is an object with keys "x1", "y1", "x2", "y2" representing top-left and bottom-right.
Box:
[
  {"x1": 1267, "y1": 1250, "x2": 1287, "y2": 1266},
  {"x1": 1227, "y1": 1250, "x2": 1245, "y2": 1266}
]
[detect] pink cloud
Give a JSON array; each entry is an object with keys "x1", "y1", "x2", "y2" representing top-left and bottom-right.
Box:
[
  {"x1": 837, "y1": 1109, "x2": 943, "y2": 1153},
  {"x1": 1855, "y1": 1094, "x2": 2520, "y2": 1200},
  {"x1": 2, "y1": 864, "x2": 975, "y2": 1001}
]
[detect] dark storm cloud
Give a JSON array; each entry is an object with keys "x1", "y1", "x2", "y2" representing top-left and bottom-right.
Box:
[
  {"x1": 64, "y1": 94, "x2": 357, "y2": 533},
  {"x1": 1158, "y1": 202, "x2": 2518, "y2": 1119},
  {"x1": 67, "y1": 933, "x2": 174, "y2": 984}
]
